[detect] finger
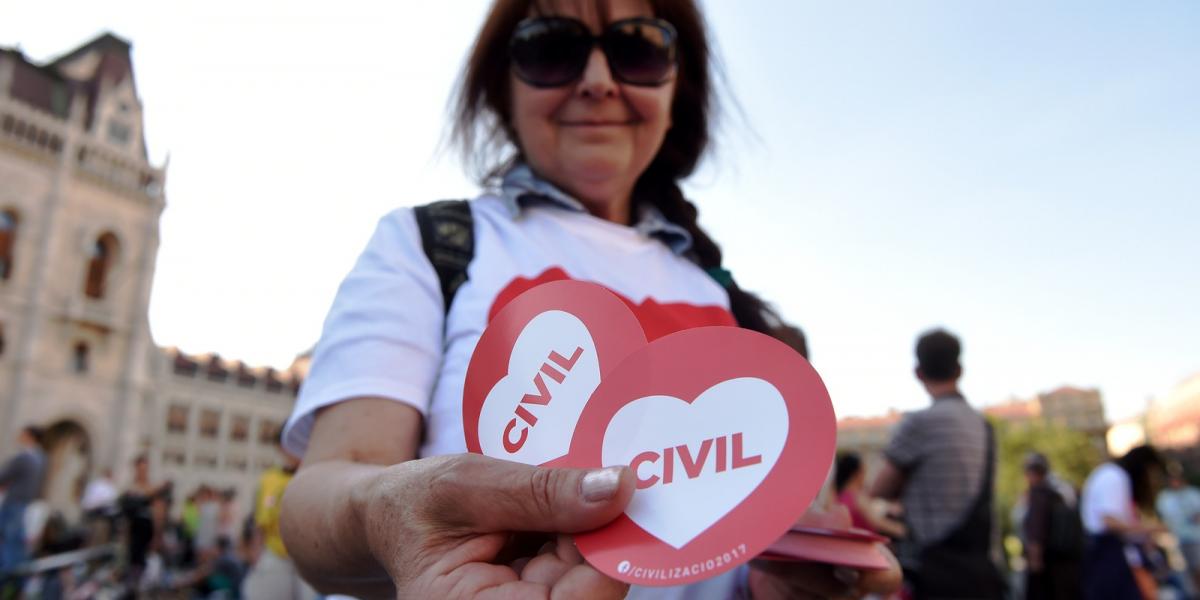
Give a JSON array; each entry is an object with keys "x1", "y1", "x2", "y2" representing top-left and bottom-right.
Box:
[
  {"x1": 750, "y1": 559, "x2": 854, "y2": 599},
  {"x1": 856, "y1": 544, "x2": 903, "y2": 595},
  {"x1": 424, "y1": 454, "x2": 635, "y2": 535},
  {"x1": 553, "y1": 534, "x2": 582, "y2": 564},
  {"x1": 520, "y1": 549, "x2": 573, "y2": 586},
  {"x1": 550, "y1": 563, "x2": 629, "y2": 600}
]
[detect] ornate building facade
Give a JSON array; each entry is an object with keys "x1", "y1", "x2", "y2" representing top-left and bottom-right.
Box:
[{"x1": 0, "y1": 33, "x2": 302, "y2": 522}]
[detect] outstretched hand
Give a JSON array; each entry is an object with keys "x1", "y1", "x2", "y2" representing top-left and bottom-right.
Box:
[{"x1": 357, "y1": 453, "x2": 636, "y2": 599}]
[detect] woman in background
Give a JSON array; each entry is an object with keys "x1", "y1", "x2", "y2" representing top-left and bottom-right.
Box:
[{"x1": 1079, "y1": 444, "x2": 1165, "y2": 600}]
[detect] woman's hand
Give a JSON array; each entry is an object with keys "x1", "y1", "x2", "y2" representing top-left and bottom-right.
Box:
[
  {"x1": 356, "y1": 453, "x2": 636, "y2": 599},
  {"x1": 747, "y1": 503, "x2": 903, "y2": 599}
]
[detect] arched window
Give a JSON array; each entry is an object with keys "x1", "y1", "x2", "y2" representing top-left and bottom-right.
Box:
[
  {"x1": 0, "y1": 210, "x2": 17, "y2": 281},
  {"x1": 73, "y1": 342, "x2": 89, "y2": 373},
  {"x1": 83, "y1": 232, "x2": 119, "y2": 299}
]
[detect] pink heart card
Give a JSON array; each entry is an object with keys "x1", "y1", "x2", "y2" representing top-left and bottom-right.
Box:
[{"x1": 463, "y1": 281, "x2": 838, "y2": 585}]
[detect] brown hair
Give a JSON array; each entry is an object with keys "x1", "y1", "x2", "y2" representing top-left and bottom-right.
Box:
[{"x1": 452, "y1": 0, "x2": 785, "y2": 337}]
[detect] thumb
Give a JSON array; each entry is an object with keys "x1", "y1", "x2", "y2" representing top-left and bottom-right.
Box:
[{"x1": 424, "y1": 454, "x2": 635, "y2": 534}]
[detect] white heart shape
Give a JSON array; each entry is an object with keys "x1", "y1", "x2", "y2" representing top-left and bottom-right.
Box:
[
  {"x1": 601, "y1": 377, "x2": 789, "y2": 549},
  {"x1": 479, "y1": 310, "x2": 602, "y2": 465}
]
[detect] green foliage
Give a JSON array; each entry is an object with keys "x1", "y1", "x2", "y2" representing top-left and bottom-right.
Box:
[{"x1": 991, "y1": 417, "x2": 1104, "y2": 533}]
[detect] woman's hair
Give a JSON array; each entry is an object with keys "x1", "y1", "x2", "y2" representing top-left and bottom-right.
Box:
[
  {"x1": 453, "y1": 0, "x2": 785, "y2": 337},
  {"x1": 1117, "y1": 445, "x2": 1164, "y2": 509},
  {"x1": 834, "y1": 452, "x2": 862, "y2": 493}
]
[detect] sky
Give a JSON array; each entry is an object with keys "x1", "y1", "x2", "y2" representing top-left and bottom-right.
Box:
[{"x1": 4, "y1": 1, "x2": 1198, "y2": 423}]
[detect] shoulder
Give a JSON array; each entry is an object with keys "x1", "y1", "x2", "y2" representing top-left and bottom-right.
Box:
[{"x1": 1089, "y1": 463, "x2": 1129, "y2": 490}]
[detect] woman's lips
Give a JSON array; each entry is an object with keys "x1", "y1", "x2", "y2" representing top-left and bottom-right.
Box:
[{"x1": 558, "y1": 120, "x2": 637, "y2": 126}]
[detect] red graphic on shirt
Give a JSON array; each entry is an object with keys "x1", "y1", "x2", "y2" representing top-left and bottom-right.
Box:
[{"x1": 488, "y1": 268, "x2": 736, "y2": 340}]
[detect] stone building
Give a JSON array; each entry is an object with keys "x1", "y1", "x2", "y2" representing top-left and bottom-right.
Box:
[
  {"x1": 1147, "y1": 372, "x2": 1200, "y2": 464},
  {"x1": 981, "y1": 386, "x2": 1109, "y2": 455},
  {"x1": 0, "y1": 33, "x2": 302, "y2": 523}
]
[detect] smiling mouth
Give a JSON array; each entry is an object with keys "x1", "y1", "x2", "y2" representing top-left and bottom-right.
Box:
[{"x1": 559, "y1": 120, "x2": 637, "y2": 126}]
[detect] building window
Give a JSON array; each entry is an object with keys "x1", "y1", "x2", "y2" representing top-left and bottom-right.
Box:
[
  {"x1": 0, "y1": 210, "x2": 17, "y2": 281},
  {"x1": 227, "y1": 457, "x2": 248, "y2": 472},
  {"x1": 199, "y1": 409, "x2": 220, "y2": 438},
  {"x1": 166, "y1": 405, "x2": 189, "y2": 434},
  {"x1": 231, "y1": 415, "x2": 249, "y2": 443},
  {"x1": 107, "y1": 120, "x2": 131, "y2": 146},
  {"x1": 195, "y1": 454, "x2": 218, "y2": 469},
  {"x1": 84, "y1": 233, "x2": 119, "y2": 299},
  {"x1": 163, "y1": 449, "x2": 186, "y2": 466},
  {"x1": 258, "y1": 420, "x2": 280, "y2": 445},
  {"x1": 72, "y1": 342, "x2": 89, "y2": 373}
]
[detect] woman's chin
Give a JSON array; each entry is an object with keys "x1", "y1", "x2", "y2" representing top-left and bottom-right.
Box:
[{"x1": 561, "y1": 155, "x2": 633, "y2": 187}]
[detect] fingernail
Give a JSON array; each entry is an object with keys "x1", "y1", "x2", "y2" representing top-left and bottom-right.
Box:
[
  {"x1": 833, "y1": 566, "x2": 860, "y2": 587},
  {"x1": 581, "y1": 467, "x2": 622, "y2": 502}
]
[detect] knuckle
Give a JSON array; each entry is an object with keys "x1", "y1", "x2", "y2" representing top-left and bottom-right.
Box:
[{"x1": 528, "y1": 467, "x2": 561, "y2": 519}]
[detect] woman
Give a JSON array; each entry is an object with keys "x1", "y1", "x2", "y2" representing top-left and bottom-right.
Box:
[
  {"x1": 280, "y1": 1, "x2": 900, "y2": 598},
  {"x1": 1079, "y1": 444, "x2": 1165, "y2": 600},
  {"x1": 121, "y1": 455, "x2": 170, "y2": 588},
  {"x1": 834, "y1": 453, "x2": 905, "y2": 538}
]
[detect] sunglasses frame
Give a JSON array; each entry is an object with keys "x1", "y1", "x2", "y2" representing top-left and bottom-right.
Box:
[{"x1": 509, "y1": 16, "x2": 679, "y2": 88}]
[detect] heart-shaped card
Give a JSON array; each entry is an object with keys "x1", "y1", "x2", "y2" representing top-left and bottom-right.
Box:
[
  {"x1": 462, "y1": 280, "x2": 645, "y2": 466},
  {"x1": 563, "y1": 326, "x2": 836, "y2": 585},
  {"x1": 463, "y1": 281, "x2": 837, "y2": 586}
]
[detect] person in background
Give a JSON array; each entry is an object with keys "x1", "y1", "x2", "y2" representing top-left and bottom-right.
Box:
[
  {"x1": 0, "y1": 425, "x2": 47, "y2": 573},
  {"x1": 1079, "y1": 444, "x2": 1166, "y2": 600},
  {"x1": 242, "y1": 437, "x2": 313, "y2": 600},
  {"x1": 1157, "y1": 461, "x2": 1200, "y2": 592},
  {"x1": 869, "y1": 329, "x2": 1004, "y2": 599},
  {"x1": 81, "y1": 467, "x2": 119, "y2": 544},
  {"x1": 217, "y1": 488, "x2": 240, "y2": 547},
  {"x1": 835, "y1": 453, "x2": 905, "y2": 538},
  {"x1": 194, "y1": 485, "x2": 220, "y2": 556},
  {"x1": 1021, "y1": 452, "x2": 1081, "y2": 600},
  {"x1": 120, "y1": 454, "x2": 171, "y2": 589},
  {"x1": 175, "y1": 535, "x2": 246, "y2": 599}
]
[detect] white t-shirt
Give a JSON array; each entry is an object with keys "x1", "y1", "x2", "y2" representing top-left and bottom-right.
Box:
[
  {"x1": 1080, "y1": 462, "x2": 1135, "y2": 535},
  {"x1": 284, "y1": 167, "x2": 744, "y2": 598}
]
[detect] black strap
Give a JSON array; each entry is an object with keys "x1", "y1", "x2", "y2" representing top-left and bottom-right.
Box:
[{"x1": 414, "y1": 200, "x2": 474, "y2": 313}]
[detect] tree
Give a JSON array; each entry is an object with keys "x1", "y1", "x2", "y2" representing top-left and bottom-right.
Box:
[{"x1": 992, "y1": 417, "x2": 1103, "y2": 533}]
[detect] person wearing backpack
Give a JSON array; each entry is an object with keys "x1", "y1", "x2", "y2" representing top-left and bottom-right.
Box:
[
  {"x1": 1021, "y1": 452, "x2": 1082, "y2": 600},
  {"x1": 276, "y1": 1, "x2": 903, "y2": 598}
]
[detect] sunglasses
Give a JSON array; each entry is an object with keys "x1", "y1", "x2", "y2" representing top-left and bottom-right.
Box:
[{"x1": 509, "y1": 16, "x2": 678, "y2": 88}]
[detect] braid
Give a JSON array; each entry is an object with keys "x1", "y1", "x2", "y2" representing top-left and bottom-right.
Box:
[{"x1": 635, "y1": 174, "x2": 797, "y2": 351}]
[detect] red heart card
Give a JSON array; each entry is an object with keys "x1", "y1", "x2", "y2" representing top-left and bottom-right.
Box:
[
  {"x1": 462, "y1": 280, "x2": 646, "y2": 466},
  {"x1": 562, "y1": 326, "x2": 837, "y2": 586},
  {"x1": 761, "y1": 530, "x2": 892, "y2": 571}
]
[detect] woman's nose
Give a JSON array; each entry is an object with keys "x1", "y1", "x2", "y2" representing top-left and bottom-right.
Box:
[{"x1": 576, "y1": 47, "x2": 618, "y2": 98}]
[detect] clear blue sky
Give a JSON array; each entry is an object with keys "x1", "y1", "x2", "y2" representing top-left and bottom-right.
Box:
[{"x1": 5, "y1": 1, "x2": 1198, "y2": 422}]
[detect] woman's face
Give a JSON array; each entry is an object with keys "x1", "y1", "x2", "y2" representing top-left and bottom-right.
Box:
[{"x1": 509, "y1": 0, "x2": 676, "y2": 221}]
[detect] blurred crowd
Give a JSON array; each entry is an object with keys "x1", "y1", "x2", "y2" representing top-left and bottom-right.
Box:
[
  {"x1": 0, "y1": 428, "x2": 312, "y2": 599},
  {"x1": 833, "y1": 329, "x2": 1200, "y2": 600},
  {"x1": 2, "y1": 330, "x2": 1199, "y2": 600}
]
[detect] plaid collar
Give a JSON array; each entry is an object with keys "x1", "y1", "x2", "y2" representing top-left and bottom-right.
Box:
[{"x1": 496, "y1": 163, "x2": 694, "y2": 256}]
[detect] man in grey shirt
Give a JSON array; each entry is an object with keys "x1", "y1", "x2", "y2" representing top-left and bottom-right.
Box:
[
  {"x1": 0, "y1": 425, "x2": 47, "y2": 572},
  {"x1": 870, "y1": 329, "x2": 1002, "y2": 600}
]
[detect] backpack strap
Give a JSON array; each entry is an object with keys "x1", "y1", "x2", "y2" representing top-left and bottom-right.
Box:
[{"x1": 414, "y1": 200, "x2": 474, "y2": 313}]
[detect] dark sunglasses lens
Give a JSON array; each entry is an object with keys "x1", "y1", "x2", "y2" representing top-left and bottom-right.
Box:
[
  {"x1": 511, "y1": 20, "x2": 591, "y2": 86},
  {"x1": 604, "y1": 21, "x2": 675, "y2": 85}
]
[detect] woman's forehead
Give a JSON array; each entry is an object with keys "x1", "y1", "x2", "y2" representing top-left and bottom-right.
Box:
[{"x1": 530, "y1": 0, "x2": 655, "y2": 24}]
